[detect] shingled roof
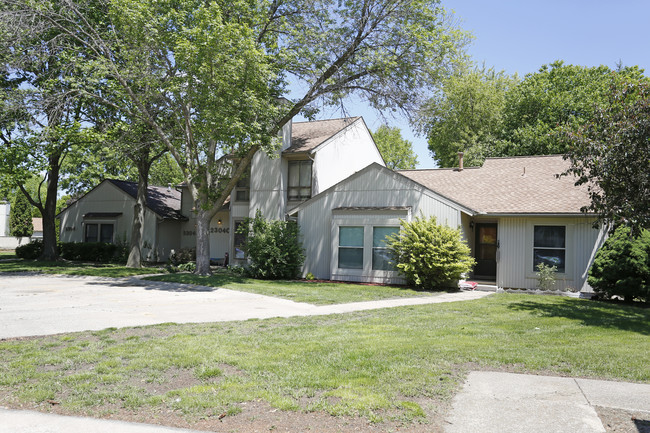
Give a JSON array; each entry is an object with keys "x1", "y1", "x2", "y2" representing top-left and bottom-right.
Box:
[
  {"x1": 283, "y1": 117, "x2": 361, "y2": 154},
  {"x1": 398, "y1": 155, "x2": 592, "y2": 215},
  {"x1": 107, "y1": 179, "x2": 187, "y2": 221}
]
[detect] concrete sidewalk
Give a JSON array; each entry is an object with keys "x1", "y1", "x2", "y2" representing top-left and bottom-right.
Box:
[
  {"x1": 0, "y1": 274, "x2": 491, "y2": 339},
  {"x1": 444, "y1": 371, "x2": 650, "y2": 433}
]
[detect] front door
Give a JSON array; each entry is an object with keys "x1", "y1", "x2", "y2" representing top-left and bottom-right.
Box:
[{"x1": 474, "y1": 223, "x2": 497, "y2": 278}]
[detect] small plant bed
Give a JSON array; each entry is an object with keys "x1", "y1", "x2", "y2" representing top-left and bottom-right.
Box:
[
  {"x1": 0, "y1": 258, "x2": 162, "y2": 277},
  {"x1": 0, "y1": 295, "x2": 647, "y2": 432},
  {"x1": 146, "y1": 269, "x2": 441, "y2": 305}
]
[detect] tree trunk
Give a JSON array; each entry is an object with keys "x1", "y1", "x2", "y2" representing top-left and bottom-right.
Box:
[
  {"x1": 195, "y1": 208, "x2": 213, "y2": 276},
  {"x1": 39, "y1": 153, "x2": 61, "y2": 261},
  {"x1": 126, "y1": 163, "x2": 149, "y2": 268}
]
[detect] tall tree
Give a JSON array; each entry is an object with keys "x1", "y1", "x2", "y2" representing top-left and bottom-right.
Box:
[
  {"x1": 11, "y1": 0, "x2": 469, "y2": 274},
  {"x1": 371, "y1": 125, "x2": 418, "y2": 169},
  {"x1": 0, "y1": 4, "x2": 97, "y2": 260},
  {"x1": 9, "y1": 190, "x2": 33, "y2": 239},
  {"x1": 562, "y1": 80, "x2": 650, "y2": 234},
  {"x1": 421, "y1": 65, "x2": 516, "y2": 167}
]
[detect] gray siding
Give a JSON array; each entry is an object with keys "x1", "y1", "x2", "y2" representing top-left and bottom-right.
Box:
[
  {"x1": 298, "y1": 166, "x2": 463, "y2": 281},
  {"x1": 497, "y1": 216, "x2": 605, "y2": 290}
]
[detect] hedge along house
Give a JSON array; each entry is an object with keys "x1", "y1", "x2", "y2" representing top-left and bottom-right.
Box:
[
  {"x1": 58, "y1": 179, "x2": 187, "y2": 262},
  {"x1": 177, "y1": 116, "x2": 385, "y2": 265},
  {"x1": 289, "y1": 155, "x2": 606, "y2": 291}
]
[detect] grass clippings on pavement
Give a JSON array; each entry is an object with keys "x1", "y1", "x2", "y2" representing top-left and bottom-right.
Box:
[
  {"x1": 145, "y1": 270, "x2": 440, "y2": 305},
  {"x1": 0, "y1": 294, "x2": 647, "y2": 432}
]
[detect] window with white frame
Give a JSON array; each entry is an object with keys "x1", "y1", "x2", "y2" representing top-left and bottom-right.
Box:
[
  {"x1": 338, "y1": 226, "x2": 364, "y2": 269},
  {"x1": 288, "y1": 160, "x2": 312, "y2": 201},
  {"x1": 533, "y1": 225, "x2": 565, "y2": 272},
  {"x1": 85, "y1": 223, "x2": 114, "y2": 243},
  {"x1": 372, "y1": 227, "x2": 399, "y2": 270}
]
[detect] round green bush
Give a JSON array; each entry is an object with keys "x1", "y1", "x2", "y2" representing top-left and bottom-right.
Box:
[
  {"x1": 588, "y1": 226, "x2": 650, "y2": 302},
  {"x1": 15, "y1": 240, "x2": 43, "y2": 260},
  {"x1": 386, "y1": 216, "x2": 475, "y2": 289}
]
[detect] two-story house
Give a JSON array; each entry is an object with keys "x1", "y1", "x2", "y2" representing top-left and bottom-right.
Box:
[
  {"x1": 178, "y1": 116, "x2": 385, "y2": 264},
  {"x1": 58, "y1": 116, "x2": 385, "y2": 263}
]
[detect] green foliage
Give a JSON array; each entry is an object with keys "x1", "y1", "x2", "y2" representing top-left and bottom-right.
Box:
[
  {"x1": 15, "y1": 240, "x2": 43, "y2": 260},
  {"x1": 177, "y1": 262, "x2": 197, "y2": 273},
  {"x1": 588, "y1": 226, "x2": 650, "y2": 303},
  {"x1": 535, "y1": 263, "x2": 558, "y2": 291},
  {"x1": 239, "y1": 210, "x2": 305, "y2": 280},
  {"x1": 60, "y1": 242, "x2": 128, "y2": 263},
  {"x1": 9, "y1": 192, "x2": 33, "y2": 238},
  {"x1": 562, "y1": 80, "x2": 650, "y2": 232},
  {"x1": 305, "y1": 272, "x2": 316, "y2": 281},
  {"x1": 371, "y1": 125, "x2": 418, "y2": 170},
  {"x1": 423, "y1": 66, "x2": 516, "y2": 167},
  {"x1": 169, "y1": 248, "x2": 196, "y2": 266},
  {"x1": 386, "y1": 217, "x2": 475, "y2": 289}
]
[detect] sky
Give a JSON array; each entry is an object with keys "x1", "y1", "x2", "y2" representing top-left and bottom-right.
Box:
[{"x1": 298, "y1": 0, "x2": 650, "y2": 169}]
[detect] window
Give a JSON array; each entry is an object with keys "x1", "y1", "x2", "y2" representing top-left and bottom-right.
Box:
[
  {"x1": 288, "y1": 160, "x2": 312, "y2": 201},
  {"x1": 235, "y1": 170, "x2": 250, "y2": 202},
  {"x1": 338, "y1": 226, "x2": 363, "y2": 269},
  {"x1": 533, "y1": 226, "x2": 565, "y2": 272},
  {"x1": 233, "y1": 220, "x2": 247, "y2": 259},
  {"x1": 84, "y1": 223, "x2": 114, "y2": 243},
  {"x1": 372, "y1": 227, "x2": 399, "y2": 270}
]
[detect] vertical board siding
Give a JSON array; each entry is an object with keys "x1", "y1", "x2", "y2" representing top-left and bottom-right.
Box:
[
  {"x1": 497, "y1": 216, "x2": 604, "y2": 290},
  {"x1": 298, "y1": 166, "x2": 464, "y2": 280},
  {"x1": 497, "y1": 217, "x2": 528, "y2": 289}
]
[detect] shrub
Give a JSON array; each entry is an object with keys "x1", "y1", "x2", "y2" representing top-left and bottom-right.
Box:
[
  {"x1": 588, "y1": 226, "x2": 650, "y2": 302},
  {"x1": 386, "y1": 216, "x2": 475, "y2": 289},
  {"x1": 239, "y1": 210, "x2": 305, "y2": 279},
  {"x1": 536, "y1": 263, "x2": 557, "y2": 291},
  {"x1": 177, "y1": 262, "x2": 196, "y2": 273},
  {"x1": 168, "y1": 248, "x2": 196, "y2": 265},
  {"x1": 59, "y1": 242, "x2": 126, "y2": 263},
  {"x1": 15, "y1": 240, "x2": 43, "y2": 260}
]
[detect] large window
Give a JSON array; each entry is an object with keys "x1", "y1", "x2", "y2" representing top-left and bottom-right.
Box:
[
  {"x1": 372, "y1": 227, "x2": 399, "y2": 270},
  {"x1": 338, "y1": 226, "x2": 364, "y2": 269},
  {"x1": 533, "y1": 225, "x2": 565, "y2": 272},
  {"x1": 288, "y1": 160, "x2": 312, "y2": 201},
  {"x1": 233, "y1": 220, "x2": 247, "y2": 259},
  {"x1": 85, "y1": 223, "x2": 114, "y2": 243}
]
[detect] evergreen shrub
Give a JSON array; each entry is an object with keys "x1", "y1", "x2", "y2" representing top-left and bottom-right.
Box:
[
  {"x1": 588, "y1": 226, "x2": 650, "y2": 302},
  {"x1": 239, "y1": 210, "x2": 304, "y2": 279},
  {"x1": 386, "y1": 216, "x2": 475, "y2": 289}
]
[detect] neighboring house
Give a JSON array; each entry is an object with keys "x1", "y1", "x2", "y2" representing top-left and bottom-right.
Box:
[
  {"x1": 0, "y1": 201, "x2": 9, "y2": 237},
  {"x1": 58, "y1": 179, "x2": 187, "y2": 262},
  {"x1": 290, "y1": 155, "x2": 605, "y2": 291},
  {"x1": 31, "y1": 218, "x2": 43, "y2": 239}
]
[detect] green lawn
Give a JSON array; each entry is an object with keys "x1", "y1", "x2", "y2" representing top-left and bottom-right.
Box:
[
  {"x1": 0, "y1": 258, "x2": 162, "y2": 277},
  {"x1": 146, "y1": 271, "x2": 438, "y2": 305},
  {"x1": 0, "y1": 250, "x2": 17, "y2": 259},
  {"x1": 0, "y1": 295, "x2": 647, "y2": 425}
]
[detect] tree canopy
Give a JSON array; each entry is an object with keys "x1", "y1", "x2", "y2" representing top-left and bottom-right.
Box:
[
  {"x1": 422, "y1": 66, "x2": 516, "y2": 167},
  {"x1": 562, "y1": 80, "x2": 650, "y2": 234},
  {"x1": 372, "y1": 125, "x2": 418, "y2": 170},
  {"x1": 3, "y1": 0, "x2": 468, "y2": 273},
  {"x1": 422, "y1": 61, "x2": 649, "y2": 167}
]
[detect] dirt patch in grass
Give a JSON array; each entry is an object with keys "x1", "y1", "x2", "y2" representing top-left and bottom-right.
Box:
[{"x1": 596, "y1": 407, "x2": 650, "y2": 433}]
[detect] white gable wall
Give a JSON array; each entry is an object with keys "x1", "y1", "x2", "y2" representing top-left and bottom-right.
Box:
[
  {"x1": 311, "y1": 119, "x2": 385, "y2": 195},
  {"x1": 0, "y1": 202, "x2": 9, "y2": 237}
]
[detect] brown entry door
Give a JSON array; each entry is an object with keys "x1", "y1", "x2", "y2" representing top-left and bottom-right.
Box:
[{"x1": 474, "y1": 223, "x2": 497, "y2": 278}]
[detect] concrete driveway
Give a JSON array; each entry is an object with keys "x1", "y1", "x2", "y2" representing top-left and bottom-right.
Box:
[{"x1": 0, "y1": 273, "x2": 491, "y2": 339}]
